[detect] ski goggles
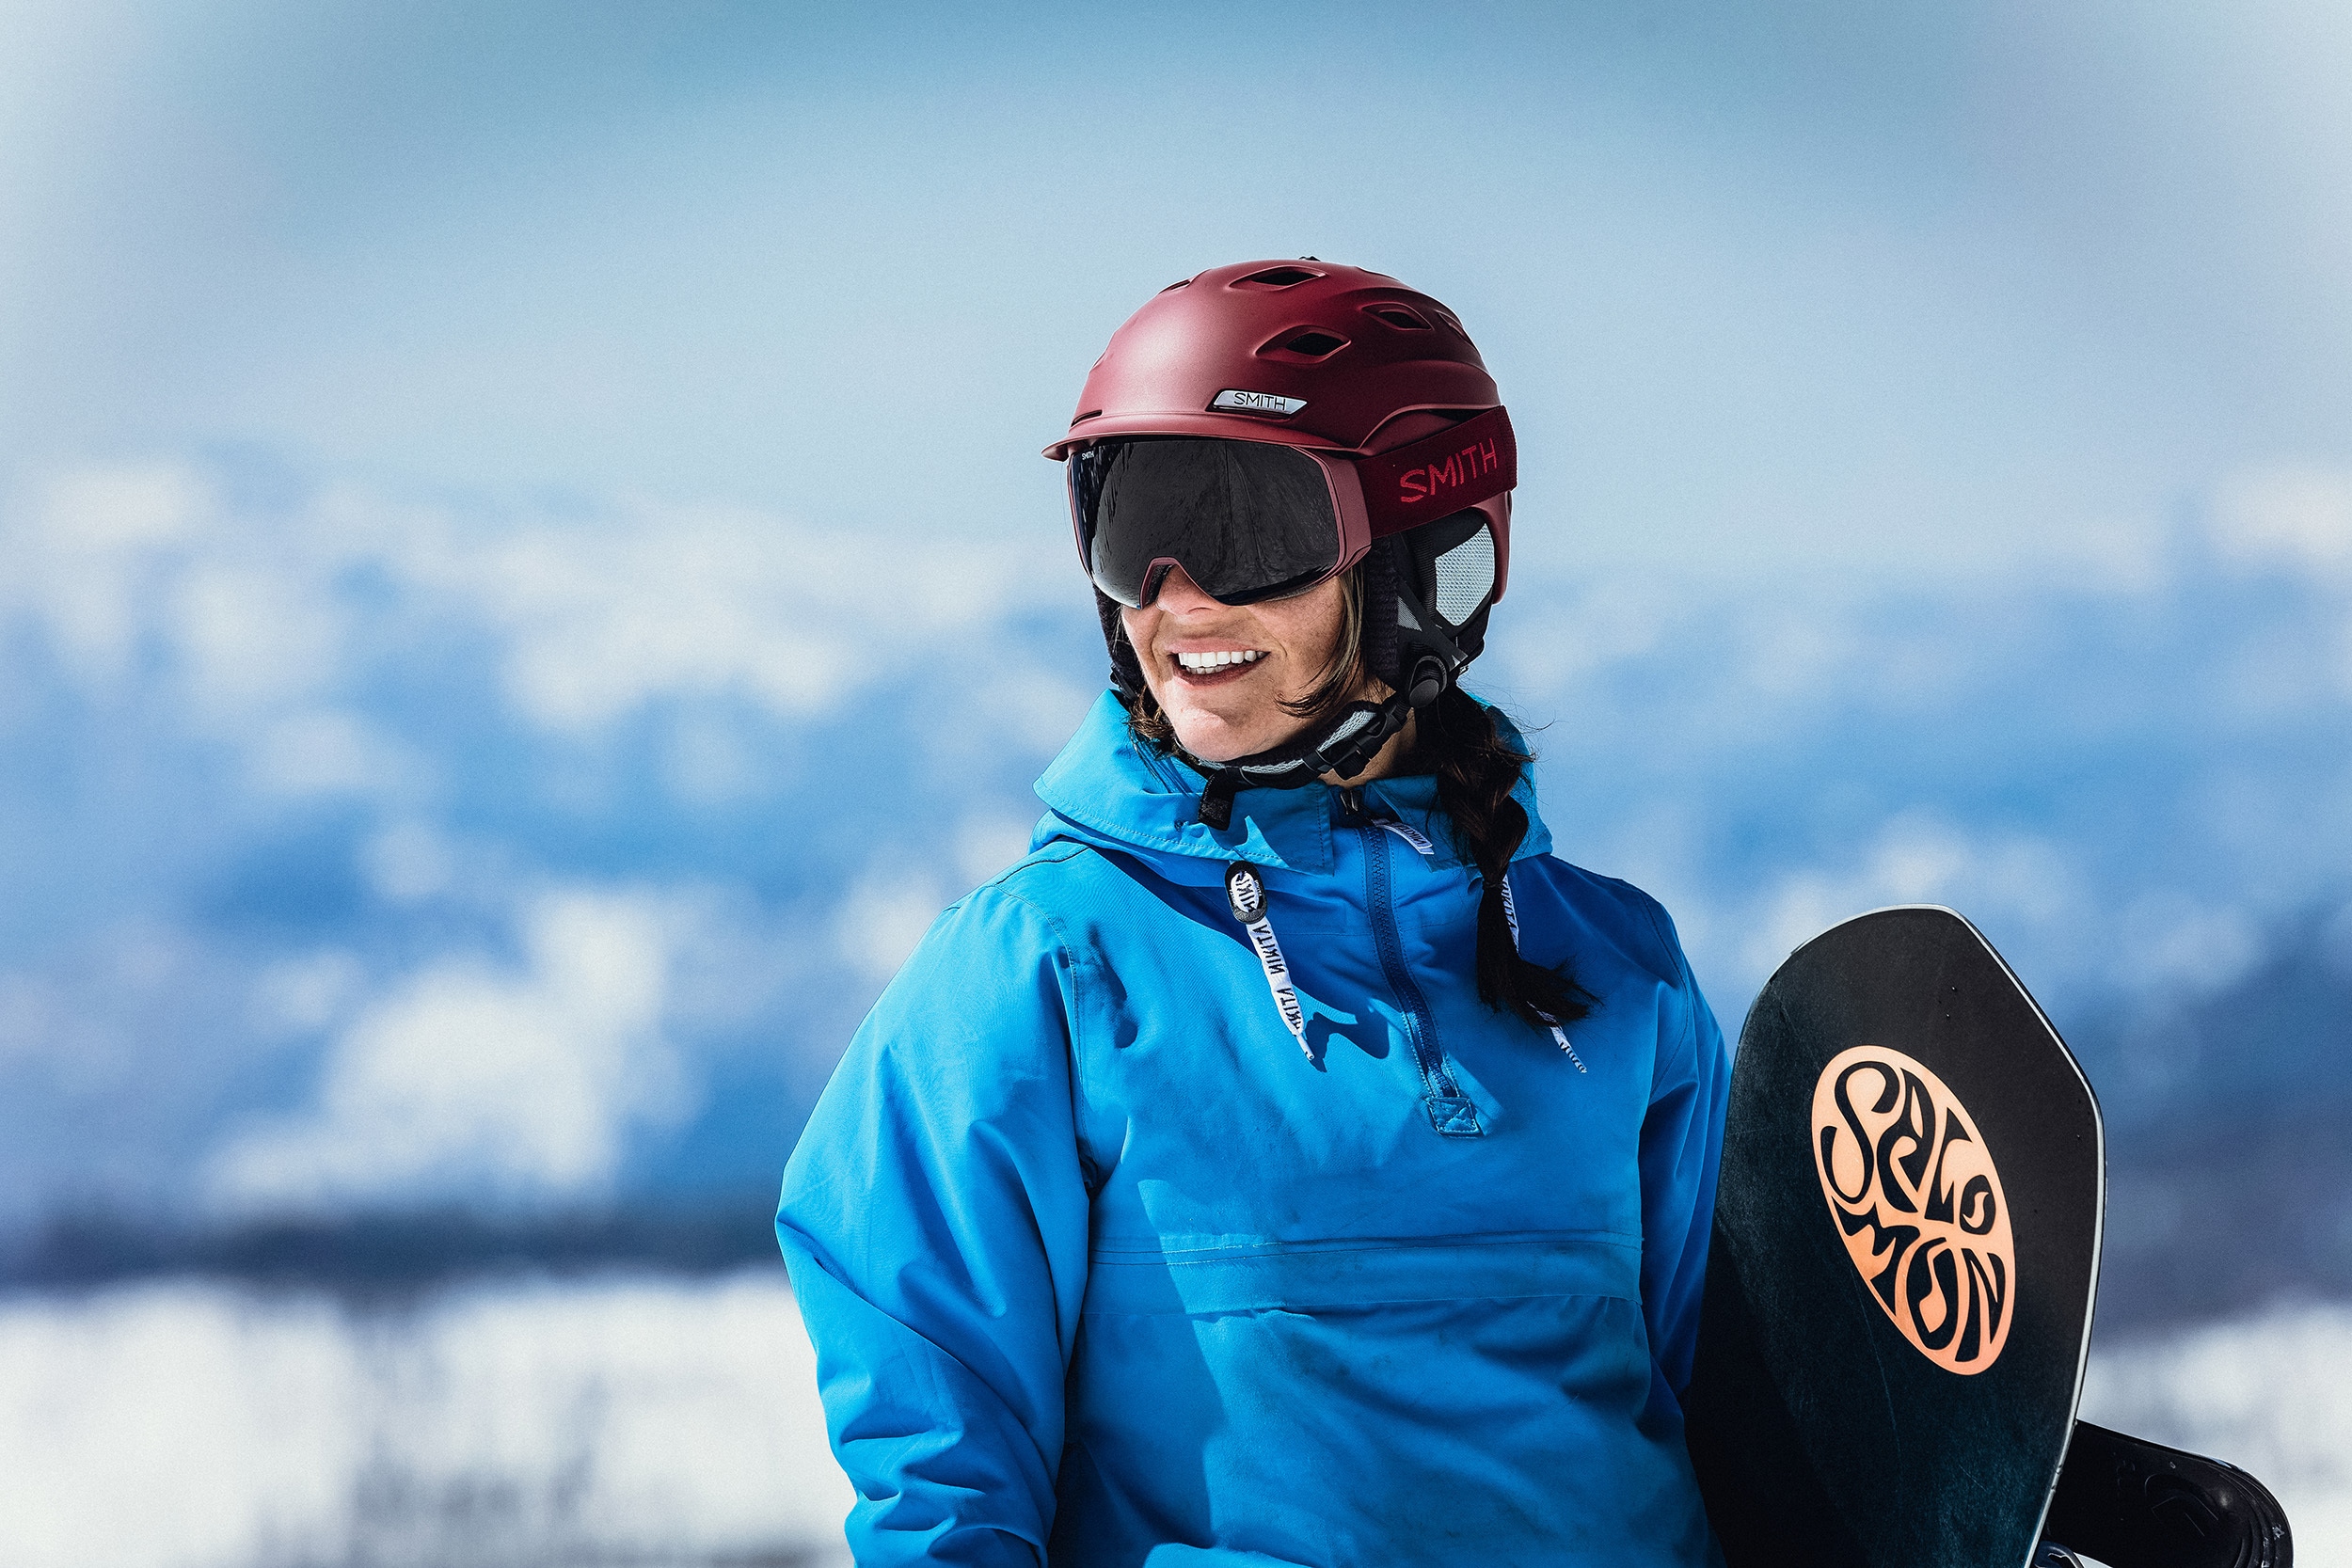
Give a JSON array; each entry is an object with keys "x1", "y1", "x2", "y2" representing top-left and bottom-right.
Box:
[{"x1": 1067, "y1": 405, "x2": 1516, "y2": 609}]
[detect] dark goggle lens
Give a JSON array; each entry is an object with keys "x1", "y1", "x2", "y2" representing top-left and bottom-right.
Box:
[{"x1": 1072, "y1": 437, "x2": 1342, "y2": 608}]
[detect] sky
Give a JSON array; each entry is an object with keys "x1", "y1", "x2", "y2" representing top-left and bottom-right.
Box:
[
  {"x1": 10, "y1": 0, "x2": 2352, "y2": 577},
  {"x1": 2, "y1": 0, "x2": 2350, "y2": 1228}
]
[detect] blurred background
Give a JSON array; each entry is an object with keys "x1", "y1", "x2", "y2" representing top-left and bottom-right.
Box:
[{"x1": 4, "y1": 1, "x2": 2350, "y2": 1562}]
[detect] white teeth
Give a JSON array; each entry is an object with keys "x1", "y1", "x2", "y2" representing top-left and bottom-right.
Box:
[{"x1": 1175, "y1": 649, "x2": 1264, "y2": 673}]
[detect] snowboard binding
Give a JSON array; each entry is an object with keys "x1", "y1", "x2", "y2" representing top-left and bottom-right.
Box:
[
  {"x1": 2042, "y1": 1420, "x2": 2293, "y2": 1568},
  {"x1": 1682, "y1": 906, "x2": 2295, "y2": 1568}
]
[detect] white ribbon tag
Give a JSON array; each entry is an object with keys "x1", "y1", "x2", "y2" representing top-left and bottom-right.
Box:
[
  {"x1": 1500, "y1": 871, "x2": 1587, "y2": 1072},
  {"x1": 1375, "y1": 818, "x2": 1437, "y2": 857},
  {"x1": 1225, "y1": 863, "x2": 1311, "y2": 1056}
]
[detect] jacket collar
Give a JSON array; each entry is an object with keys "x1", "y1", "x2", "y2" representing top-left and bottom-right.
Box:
[{"x1": 1032, "y1": 691, "x2": 1554, "y2": 878}]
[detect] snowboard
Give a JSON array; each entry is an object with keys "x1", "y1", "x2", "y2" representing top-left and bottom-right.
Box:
[{"x1": 1682, "y1": 905, "x2": 2104, "y2": 1568}]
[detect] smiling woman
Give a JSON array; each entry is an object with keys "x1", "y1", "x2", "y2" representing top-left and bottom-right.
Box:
[{"x1": 774, "y1": 261, "x2": 1734, "y2": 1566}]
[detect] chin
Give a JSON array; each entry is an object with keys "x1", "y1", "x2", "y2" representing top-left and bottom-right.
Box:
[
  {"x1": 1160, "y1": 706, "x2": 1244, "y2": 764},
  {"x1": 1170, "y1": 725, "x2": 1247, "y2": 764},
  {"x1": 1168, "y1": 711, "x2": 1291, "y2": 765}
]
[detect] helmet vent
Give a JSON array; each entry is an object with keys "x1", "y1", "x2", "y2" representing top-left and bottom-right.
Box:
[
  {"x1": 1233, "y1": 266, "x2": 1322, "y2": 290},
  {"x1": 1263, "y1": 329, "x2": 1348, "y2": 360},
  {"x1": 1365, "y1": 305, "x2": 1431, "y2": 330},
  {"x1": 1073, "y1": 409, "x2": 1104, "y2": 423},
  {"x1": 1159, "y1": 278, "x2": 1193, "y2": 292}
]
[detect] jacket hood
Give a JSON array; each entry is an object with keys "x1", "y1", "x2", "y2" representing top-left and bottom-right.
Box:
[{"x1": 1032, "y1": 690, "x2": 1553, "y2": 883}]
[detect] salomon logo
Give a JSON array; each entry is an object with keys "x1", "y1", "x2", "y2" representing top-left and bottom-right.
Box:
[
  {"x1": 1398, "y1": 436, "x2": 1502, "y2": 504},
  {"x1": 1211, "y1": 389, "x2": 1308, "y2": 417},
  {"x1": 1811, "y1": 1045, "x2": 2016, "y2": 1374}
]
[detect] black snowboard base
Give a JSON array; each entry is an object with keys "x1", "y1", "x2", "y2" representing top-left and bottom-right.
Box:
[{"x1": 1685, "y1": 906, "x2": 2295, "y2": 1568}]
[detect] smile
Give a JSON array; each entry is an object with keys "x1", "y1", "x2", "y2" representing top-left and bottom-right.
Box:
[
  {"x1": 1173, "y1": 649, "x2": 1266, "y2": 673},
  {"x1": 1171, "y1": 648, "x2": 1270, "y2": 681}
]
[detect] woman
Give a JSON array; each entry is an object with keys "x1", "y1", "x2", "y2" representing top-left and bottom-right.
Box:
[{"x1": 777, "y1": 261, "x2": 1729, "y2": 1566}]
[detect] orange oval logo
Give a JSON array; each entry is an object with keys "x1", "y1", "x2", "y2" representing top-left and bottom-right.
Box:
[{"x1": 1810, "y1": 1045, "x2": 2016, "y2": 1374}]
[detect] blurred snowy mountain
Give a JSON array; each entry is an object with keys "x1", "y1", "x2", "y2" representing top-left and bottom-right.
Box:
[
  {"x1": 2, "y1": 453, "x2": 2347, "y2": 1323},
  {"x1": 7, "y1": 1275, "x2": 2344, "y2": 1568}
]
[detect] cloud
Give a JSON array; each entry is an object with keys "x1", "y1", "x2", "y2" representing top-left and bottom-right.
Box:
[
  {"x1": 5, "y1": 460, "x2": 1070, "y2": 749},
  {"x1": 246, "y1": 707, "x2": 422, "y2": 799},
  {"x1": 2112, "y1": 891, "x2": 2265, "y2": 1001},
  {"x1": 0, "y1": 455, "x2": 1110, "y2": 1217},
  {"x1": 954, "y1": 815, "x2": 1038, "y2": 889},
  {"x1": 372, "y1": 489, "x2": 1068, "y2": 734},
  {"x1": 2212, "y1": 465, "x2": 2352, "y2": 579},
  {"x1": 358, "y1": 819, "x2": 457, "y2": 904},
  {"x1": 7, "y1": 447, "x2": 2352, "y2": 1222},
  {"x1": 248, "y1": 950, "x2": 365, "y2": 1036},
  {"x1": 2, "y1": 463, "x2": 214, "y2": 688},
  {"x1": 206, "y1": 888, "x2": 685, "y2": 1212},
  {"x1": 2208, "y1": 464, "x2": 2352, "y2": 695},
  {"x1": 831, "y1": 870, "x2": 956, "y2": 988},
  {"x1": 1730, "y1": 812, "x2": 2085, "y2": 998}
]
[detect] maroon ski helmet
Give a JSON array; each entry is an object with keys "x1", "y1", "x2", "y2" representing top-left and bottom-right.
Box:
[{"x1": 1043, "y1": 259, "x2": 1514, "y2": 603}]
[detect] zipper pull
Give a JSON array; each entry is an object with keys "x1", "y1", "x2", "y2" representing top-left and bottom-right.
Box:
[{"x1": 1225, "y1": 862, "x2": 1311, "y2": 1058}]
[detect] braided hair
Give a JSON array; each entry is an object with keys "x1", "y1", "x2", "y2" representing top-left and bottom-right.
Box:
[{"x1": 1419, "y1": 684, "x2": 1595, "y2": 1030}]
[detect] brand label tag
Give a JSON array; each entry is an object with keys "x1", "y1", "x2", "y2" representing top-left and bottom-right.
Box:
[
  {"x1": 1210, "y1": 388, "x2": 1308, "y2": 417},
  {"x1": 1375, "y1": 818, "x2": 1437, "y2": 857}
]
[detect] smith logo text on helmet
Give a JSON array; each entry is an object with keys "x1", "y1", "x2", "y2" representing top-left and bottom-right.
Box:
[{"x1": 1397, "y1": 435, "x2": 1503, "y2": 505}]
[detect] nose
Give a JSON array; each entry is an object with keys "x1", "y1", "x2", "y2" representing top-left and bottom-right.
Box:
[{"x1": 1148, "y1": 561, "x2": 1217, "y2": 613}]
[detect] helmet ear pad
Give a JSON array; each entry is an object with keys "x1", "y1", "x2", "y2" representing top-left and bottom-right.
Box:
[{"x1": 1379, "y1": 506, "x2": 1502, "y2": 709}]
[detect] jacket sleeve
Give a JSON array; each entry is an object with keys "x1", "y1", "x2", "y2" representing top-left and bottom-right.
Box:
[
  {"x1": 1636, "y1": 908, "x2": 1733, "y2": 1404},
  {"x1": 775, "y1": 881, "x2": 1094, "y2": 1567}
]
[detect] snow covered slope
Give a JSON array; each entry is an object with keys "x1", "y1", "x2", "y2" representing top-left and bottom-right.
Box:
[{"x1": 1, "y1": 1274, "x2": 2343, "y2": 1568}]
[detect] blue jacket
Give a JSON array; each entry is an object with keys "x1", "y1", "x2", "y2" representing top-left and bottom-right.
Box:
[{"x1": 777, "y1": 693, "x2": 1730, "y2": 1566}]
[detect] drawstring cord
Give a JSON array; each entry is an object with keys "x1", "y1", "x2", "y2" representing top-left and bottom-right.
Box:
[
  {"x1": 1224, "y1": 863, "x2": 1311, "y2": 1058},
  {"x1": 1499, "y1": 873, "x2": 1587, "y2": 1071}
]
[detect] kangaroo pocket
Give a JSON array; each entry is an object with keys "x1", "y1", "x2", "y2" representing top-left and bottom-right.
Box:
[{"x1": 1053, "y1": 1236, "x2": 1716, "y2": 1568}]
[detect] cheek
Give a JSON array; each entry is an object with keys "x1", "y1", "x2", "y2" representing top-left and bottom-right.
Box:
[
  {"x1": 1118, "y1": 609, "x2": 1168, "y2": 687},
  {"x1": 1257, "y1": 587, "x2": 1347, "y2": 667}
]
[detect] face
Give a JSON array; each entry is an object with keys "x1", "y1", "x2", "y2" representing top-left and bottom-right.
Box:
[{"x1": 1121, "y1": 564, "x2": 1360, "y2": 763}]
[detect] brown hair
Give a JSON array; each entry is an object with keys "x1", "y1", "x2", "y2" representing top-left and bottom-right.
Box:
[{"x1": 1113, "y1": 567, "x2": 1592, "y2": 1031}]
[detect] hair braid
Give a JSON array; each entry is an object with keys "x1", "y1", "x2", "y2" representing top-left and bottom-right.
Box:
[{"x1": 1424, "y1": 686, "x2": 1595, "y2": 1031}]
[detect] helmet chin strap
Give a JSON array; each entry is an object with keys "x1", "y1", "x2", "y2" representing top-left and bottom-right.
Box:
[{"x1": 1189, "y1": 689, "x2": 1416, "y2": 830}]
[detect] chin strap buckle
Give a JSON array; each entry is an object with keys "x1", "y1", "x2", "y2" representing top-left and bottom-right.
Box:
[
  {"x1": 1302, "y1": 693, "x2": 1411, "y2": 782},
  {"x1": 1191, "y1": 691, "x2": 1421, "y2": 828}
]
